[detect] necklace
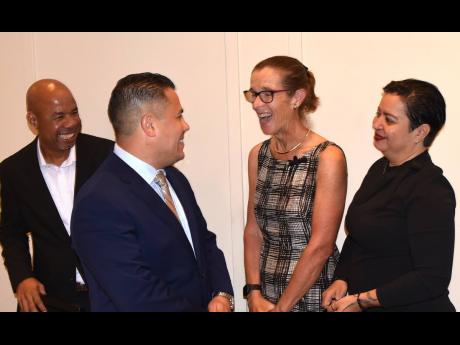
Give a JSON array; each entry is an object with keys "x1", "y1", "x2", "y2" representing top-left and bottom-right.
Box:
[{"x1": 273, "y1": 129, "x2": 311, "y2": 155}]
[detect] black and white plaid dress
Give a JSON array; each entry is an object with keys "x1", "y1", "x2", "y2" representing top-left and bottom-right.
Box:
[{"x1": 254, "y1": 139, "x2": 340, "y2": 312}]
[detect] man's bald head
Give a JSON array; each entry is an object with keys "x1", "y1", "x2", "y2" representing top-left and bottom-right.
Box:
[
  {"x1": 26, "y1": 79, "x2": 74, "y2": 113},
  {"x1": 25, "y1": 79, "x2": 82, "y2": 163}
]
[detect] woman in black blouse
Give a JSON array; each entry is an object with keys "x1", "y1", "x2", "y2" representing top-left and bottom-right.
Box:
[{"x1": 322, "y1": 79, "x2": 456, "y2": 312}]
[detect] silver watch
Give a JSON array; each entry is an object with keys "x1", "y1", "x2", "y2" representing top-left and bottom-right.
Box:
[{"x1": 216, "y1": 291, "x2": 234, "y2": 311}]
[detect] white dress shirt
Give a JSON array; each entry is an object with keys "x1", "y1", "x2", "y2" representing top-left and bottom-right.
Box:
[
  {"x1": 113, "y1": 144, "x2": 195, "y2": 256},
  {"x1": 37, "y1": 140, "x2": 84, "y2": 284}
]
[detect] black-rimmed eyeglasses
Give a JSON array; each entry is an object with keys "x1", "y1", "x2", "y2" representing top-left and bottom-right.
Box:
[{"x1": 243, "y1": 89, "x2": 290, "y2": 104}]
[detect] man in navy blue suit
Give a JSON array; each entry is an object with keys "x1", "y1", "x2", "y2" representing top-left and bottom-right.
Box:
[{"x1": 71, "y1": 72, "x2": 234, "y2": 311}]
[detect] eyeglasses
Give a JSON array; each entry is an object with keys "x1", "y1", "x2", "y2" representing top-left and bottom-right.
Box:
[{"x1": 243, "y1": 89, "x2": 290, "y2": 104}]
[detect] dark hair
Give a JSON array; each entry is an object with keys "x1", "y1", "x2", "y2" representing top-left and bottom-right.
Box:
[
  {"x1": 108, "y1": 72, "x2": 175, "y2": 137},
  {"x1": 253, "y1": 55, "x2": 319, "y2": 116},
  {"x1": 383, "y1": 79, "x2": 446, "y2": 147}
]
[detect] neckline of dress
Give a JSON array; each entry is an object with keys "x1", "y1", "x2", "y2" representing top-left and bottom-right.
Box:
[
  {"x1": 266, "y1": 139, "x2": 329, "y2": 163},
  {"x1": 382, "y1": 150, "x2": 428, "y2": 175}
]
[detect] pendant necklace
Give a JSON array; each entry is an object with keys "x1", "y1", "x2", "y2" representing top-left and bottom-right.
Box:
[{"x1": 273, "y1": 129, "x2": 311, "y2": 155}]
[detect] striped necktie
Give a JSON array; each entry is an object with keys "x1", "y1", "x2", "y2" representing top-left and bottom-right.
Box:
[{"x1": 154, "y1": 171, "x2": 179, "y2": 220}]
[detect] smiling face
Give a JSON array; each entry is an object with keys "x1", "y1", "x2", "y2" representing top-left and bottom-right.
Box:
[
  {"x1": 249, "y1": 67, "x2": 296, "y2": 136},
  {"x1": 152, "y1": 88, "x2": 190, "y2": 168},
  {"x1": 27, "y1": 81, "x2": 82, "y2": 160},
  {"x1": 373, "y1": 93, "x2": 420, "y2": 162}
]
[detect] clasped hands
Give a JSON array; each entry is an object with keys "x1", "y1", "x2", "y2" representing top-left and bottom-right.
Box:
[{"x1": 321, "y1": 279, "x2": 361, "y2": 312}]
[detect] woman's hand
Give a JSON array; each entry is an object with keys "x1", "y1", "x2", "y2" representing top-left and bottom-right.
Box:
[
  {"x1": 247, "y1": 291, "x2": 275, "y2": 312},
  {"x1": 331, "y1": 294, "x2": 362, "y2": 312},
  {"x1": 322, "y1": 279, "x2": 348, "y2": 312}
]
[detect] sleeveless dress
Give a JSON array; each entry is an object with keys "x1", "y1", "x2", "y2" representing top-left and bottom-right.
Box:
[{"x1": 254, "y1": 139, "x2": 341, "y2": 312}]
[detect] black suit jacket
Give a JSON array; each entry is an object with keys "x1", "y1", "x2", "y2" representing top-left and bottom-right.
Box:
[{"x1": 0, "y1": 133, "x2": 114, "y2": 303}]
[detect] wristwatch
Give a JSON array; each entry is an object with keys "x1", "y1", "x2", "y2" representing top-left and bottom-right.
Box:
[
  {"x1": 215, "y1": 291, "x2": 234, "y2": 311},
  {"x1": 243, "y1": 284, "x2": 262, "y2": 299}
]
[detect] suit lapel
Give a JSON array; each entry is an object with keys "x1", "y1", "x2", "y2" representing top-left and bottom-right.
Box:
[
  {"x1": 70, "y1": 135, "x2": 100, "y2": 279},
  {"x1": 165, "y1": 168, "x2": 204, "y2": 267},
  {"x1": 23, "y1": 139, "x2": 71, "y2": 244},
  {"x1": 130, "y1": 177, "x2": 183, "y2": 231},
  {"x1": 109, "y1": 155, "x2": 199, "y2": 261},
  {"x1": 75, "y1": 135, "x2": 92, "y2": 196},
  {"x1": 108, "y1": 155, "x2": 185, "y2": 232}
]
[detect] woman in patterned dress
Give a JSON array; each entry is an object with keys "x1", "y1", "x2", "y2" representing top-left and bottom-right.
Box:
[{"x1": 243, "y1": 56, "x2": 347, "y2": 312}]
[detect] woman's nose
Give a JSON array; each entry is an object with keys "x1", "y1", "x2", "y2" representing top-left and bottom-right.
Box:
[
  {"x1": 372, "y1": 115, "x2": 382, "y2": 130},
  {"x1": 252, "y1": 95, "x2": 265, "y2": 110}
]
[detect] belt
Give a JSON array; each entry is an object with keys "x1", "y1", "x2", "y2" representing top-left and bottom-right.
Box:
[{"x1": 75, "y1": 282, "x2": 88, "y2": 292}]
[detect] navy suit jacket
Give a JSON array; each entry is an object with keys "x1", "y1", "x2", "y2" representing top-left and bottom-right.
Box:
[{"x1": 71, "y1": 153, "x2": 233, "y2": 311}]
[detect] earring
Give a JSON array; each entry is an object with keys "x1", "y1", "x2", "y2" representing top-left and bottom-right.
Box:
[{"x1": 293, "y1": 104, "x2": 298, "y2": 110}]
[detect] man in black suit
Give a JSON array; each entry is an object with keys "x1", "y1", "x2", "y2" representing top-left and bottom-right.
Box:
[{"x1": 0, "y1": 79, "x2": 113, "y2": 312}]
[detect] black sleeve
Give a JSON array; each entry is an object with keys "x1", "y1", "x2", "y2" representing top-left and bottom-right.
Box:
[
  {"x1": 377, "y1": 173, "x2": 455, "y2": 308},
  {"x1": 333, "y1": 235, "x2": 352, "y2": 283},
  {"x1": 0, "y1": 164, "x2": 33, "y2": 292}
]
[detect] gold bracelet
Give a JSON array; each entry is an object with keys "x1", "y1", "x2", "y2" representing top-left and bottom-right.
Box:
[{"x1": 215, "y1": 291, "x2": 234, "y2": 311}]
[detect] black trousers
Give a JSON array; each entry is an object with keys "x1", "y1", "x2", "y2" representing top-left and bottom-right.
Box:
[
  {"x1": 45, "y1": 291, "x2": 90, "y2": 312},
  {"x1": 18, "y1": 291, "x2": 90, "y2": 312}
]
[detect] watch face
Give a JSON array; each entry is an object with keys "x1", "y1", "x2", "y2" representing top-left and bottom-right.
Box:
[{"x1": 243, "y1": 284, "x2": 261, "y2": 299}]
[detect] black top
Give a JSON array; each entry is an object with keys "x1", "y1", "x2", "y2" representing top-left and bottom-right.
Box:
[{"x1": 335, "y1": 151, "x2": 456, "y2": 311}]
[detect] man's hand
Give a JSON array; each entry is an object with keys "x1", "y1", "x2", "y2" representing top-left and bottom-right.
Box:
[
  {"x1": 16, "y1": 277, "x2": 47, "y2": 312},
  {"x1": 208, "y1": 295, "x2": 232, "y2": 312}
]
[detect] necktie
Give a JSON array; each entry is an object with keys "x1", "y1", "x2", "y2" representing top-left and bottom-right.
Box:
[{"x1": 154, "y1": 171, "x2": 179, "y2": 220}]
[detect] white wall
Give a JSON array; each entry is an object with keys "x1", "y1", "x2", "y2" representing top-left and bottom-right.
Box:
[{"x1": 0, "y1": 32, "x2": 459, "y2": 311}]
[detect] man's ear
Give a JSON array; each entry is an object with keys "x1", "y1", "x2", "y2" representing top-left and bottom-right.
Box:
[
  {"x1": 141, "y1": 113, "x2": 156, "y2": 137},
  {"x1": 26, "y1": 111, "x2": 39, "y2": 135},
  {"x1": 27, "y1": 111, "x2": 37, "y2": 129}
]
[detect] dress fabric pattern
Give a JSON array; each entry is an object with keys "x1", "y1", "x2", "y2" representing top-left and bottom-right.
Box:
[{"x1": 254, "y1": 139, "x2": 340, "y2": 312}]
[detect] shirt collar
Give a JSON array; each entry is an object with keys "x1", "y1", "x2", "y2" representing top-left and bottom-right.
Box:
[
  {"x1": 37, "y1": 138, "x2": 77, "y2": 168},
  {"x1": 384, "y1": 149, "x2": 431, "y2": 172},
  {"x1": 113, "y1": 143, "x2": 165, "y2": 185},
  {"x1": 407, "y1": 150, "x2": 431, "y2": 171}
]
